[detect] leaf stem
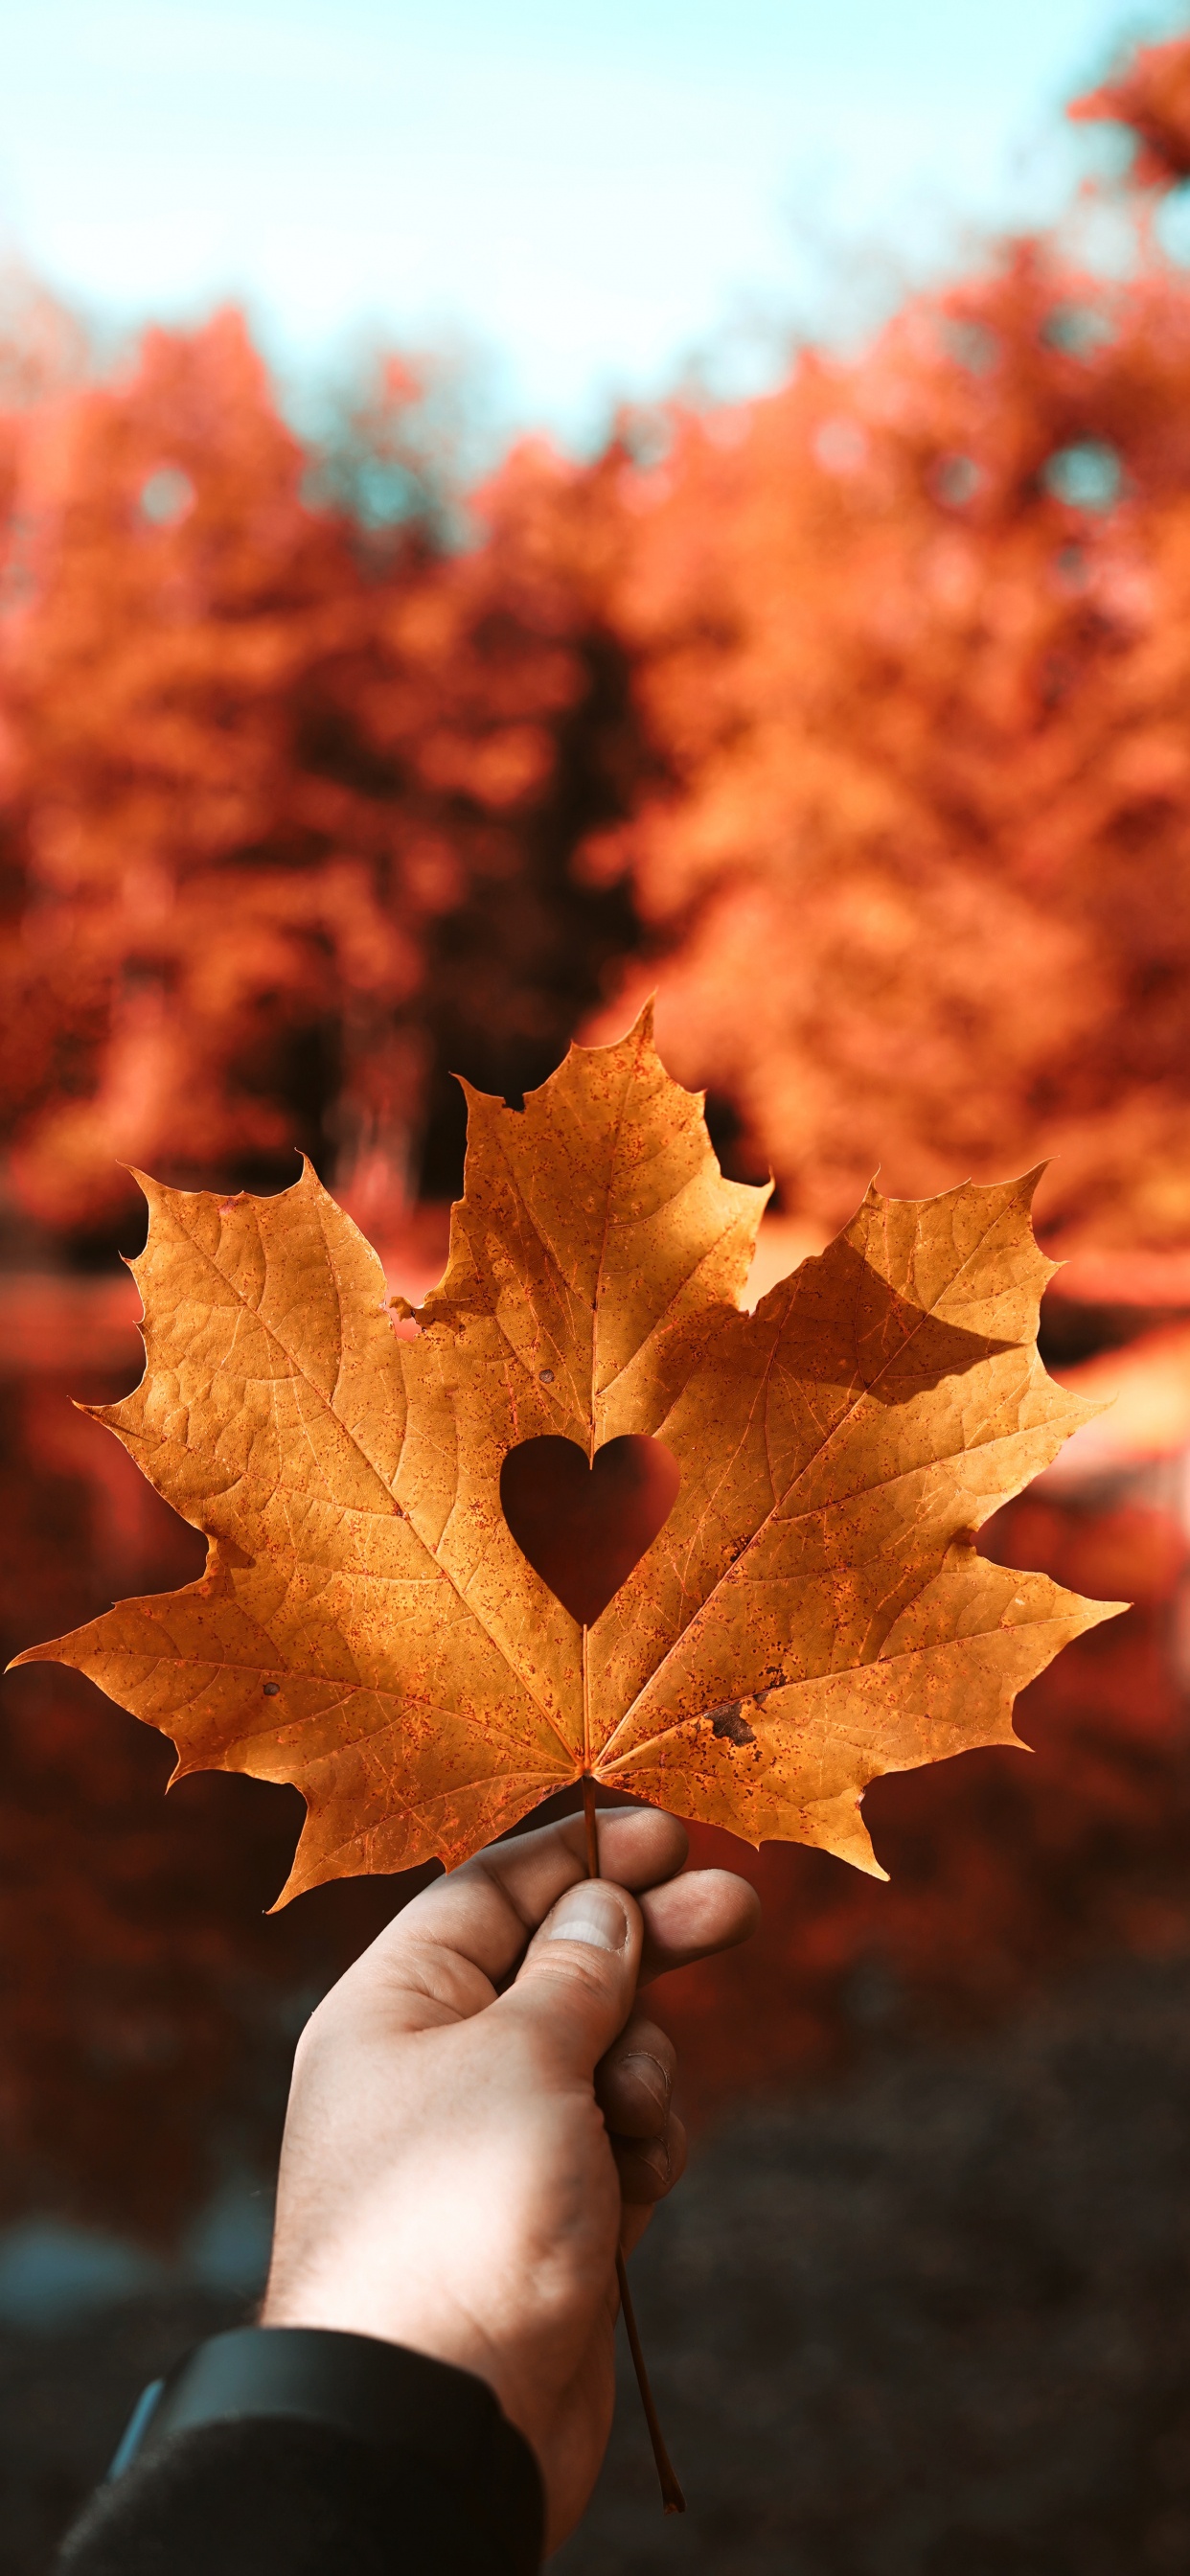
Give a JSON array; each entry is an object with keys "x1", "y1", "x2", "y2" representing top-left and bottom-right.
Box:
[
  {"x1": 582, "y1": 1768, "x2": 601, "y2": 1880},
  {"x1": 615, "y1": 2253, "x2": 684, "y2": 2516},
  {"x1": 582, "y1": 1772, "x2": 686, "y2": 2517}
]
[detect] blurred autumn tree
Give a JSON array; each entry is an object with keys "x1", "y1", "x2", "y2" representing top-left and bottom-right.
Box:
[
  {"x1": 579, "y1": 36, "x2": 1190, "y2": 1250},
  {"x1": 0, "y1": 314, "x2": 643, "y2": 1250},
  {"x1": 7, "y1": 31, "x2": 1190, "y2": 1257}
]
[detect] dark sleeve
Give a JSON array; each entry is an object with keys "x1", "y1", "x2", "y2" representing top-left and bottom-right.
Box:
[{"x1": 54, "y1": 2325, "x2": 545, "y2": 2576}]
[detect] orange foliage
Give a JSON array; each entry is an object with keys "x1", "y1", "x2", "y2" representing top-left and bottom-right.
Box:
[
  {"x1": 0, "y1": 319, "x2": 640, "y2": 1243},
  {"x1": 6, "y1": 31, "x2": 1190, "y2": 1257},
  {"x1": 0, "y1": 1349, "x2": 418, "y2": 2236},
  {"x1": 665, "y1": 1492, "x2": 1190, "y2": 2117},
  {"x1": 7, "y1": 26, "x2": 1190, "y2": 2235},
  {"x1": 582, "y1": 215, "x2": 1190, "y2": 1246},
  {"x1": 1, "y1": 1306, "x2": 1185, "y2": 2234},
  {"x1": 1071, "y1": 34, "x2": 1190, "y2": 189}
]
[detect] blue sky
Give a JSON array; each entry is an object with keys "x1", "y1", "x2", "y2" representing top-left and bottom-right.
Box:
[{"x1": 1, "y1": 0, "x2": 1186, "y2": 438}]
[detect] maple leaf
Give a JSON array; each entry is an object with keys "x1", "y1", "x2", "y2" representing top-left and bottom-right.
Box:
[{"x1": 13, "y1": 1010, "x2": 1120, "y2": 1901}]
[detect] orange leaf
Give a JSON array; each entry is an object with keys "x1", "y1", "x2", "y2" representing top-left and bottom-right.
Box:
[{"x1": 12, "y1": 1009, "x2": 1121, "y2": 1899}]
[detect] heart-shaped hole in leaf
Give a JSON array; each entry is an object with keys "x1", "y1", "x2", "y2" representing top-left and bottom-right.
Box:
[{"x1": 500, "y1": 1433, "x2": 680, "y2": 1628}]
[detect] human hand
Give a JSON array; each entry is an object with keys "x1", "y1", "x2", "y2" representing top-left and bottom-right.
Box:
[{"x1": 261, "y1": 1806, "x2": 758, "y2": 2547}]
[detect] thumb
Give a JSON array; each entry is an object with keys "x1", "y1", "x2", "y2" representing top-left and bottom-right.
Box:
[{"x1": 497, "y1": 1878, "x2": 642, "y2": 2078}]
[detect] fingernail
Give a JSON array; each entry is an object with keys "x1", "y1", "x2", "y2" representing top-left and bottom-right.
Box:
[
  {"x1": 548, "y1": 1884, "x2": 629, "y2": 1953},
  {"x1": 634, "y1": 2134, "x2": 672, "y2": 2183},
  {"x1": 622, "y1": 2051, "x2": 672, "y2": 2116}
]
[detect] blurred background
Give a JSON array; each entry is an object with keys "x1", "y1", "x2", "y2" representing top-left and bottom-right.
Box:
[{"x1": 8, "y1": 6, "x2": 1190, "y2": 2568}]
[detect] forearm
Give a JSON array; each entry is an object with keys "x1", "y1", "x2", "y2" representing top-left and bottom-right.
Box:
[{"x1": 55, "y1": 2328, "x2": 544, "y2": 2576}]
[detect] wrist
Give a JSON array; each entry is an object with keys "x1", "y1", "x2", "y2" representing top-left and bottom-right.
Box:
[
  {"x1": 90, "y1": 2325, "x2": 545, "y2": 2575},
  {"x1": 261, "y1": 2268, "x2": 514, "y2": 2424}
]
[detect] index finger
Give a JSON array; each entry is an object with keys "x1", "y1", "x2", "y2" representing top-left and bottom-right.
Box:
[{"x1": 379, "y1": 1805, "x2": 689, "y2": 1997}]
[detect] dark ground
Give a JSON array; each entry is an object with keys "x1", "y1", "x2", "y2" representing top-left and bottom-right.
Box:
[
  {"x1": 561, "y1": 1951, "x2": 1190, "y2": 2576},
  {"x1": 11, "y1": 1945, "x2": 1190, "y2": 2576}
]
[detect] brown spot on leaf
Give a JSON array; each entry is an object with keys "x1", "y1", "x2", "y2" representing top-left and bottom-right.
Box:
[{"x1": 709, "y1": 1699, "x2": 757, "y2": 1747}]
